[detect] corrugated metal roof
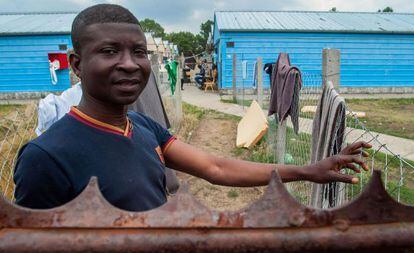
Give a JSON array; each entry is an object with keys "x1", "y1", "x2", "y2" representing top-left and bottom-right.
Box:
[
  {"x1": 215, "y1": 11, "x2": 414, "y2": 34},
  {"x1": 0, "y1": 12, "x2": 77, "y2": 35}
]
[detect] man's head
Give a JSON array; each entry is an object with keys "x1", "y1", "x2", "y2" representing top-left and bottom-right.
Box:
[
  {"x1": 71, "y1": 4, "x2": 140, "y2": 54},
  {"x1": 69, "y1": 4, "x2": 151, "y2": 106}
]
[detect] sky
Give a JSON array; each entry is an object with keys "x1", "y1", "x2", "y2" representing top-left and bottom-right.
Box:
[{"x1": 1, "y1": 0, "x2": 414, "y2": 33}]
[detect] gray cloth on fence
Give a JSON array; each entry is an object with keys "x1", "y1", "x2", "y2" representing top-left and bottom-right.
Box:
[
  {"x1": 129, "y1": 71, "x2": 171, "y2": 129},
  {"x1": 268, "y1": 53, "x2": 302, "y2": 134},
  {"x1": 129, "y1": 71, "x2": 179, "y2": 194},
  {"x1": 310, "y1": 81, "x2": 346, "y2": 208}
]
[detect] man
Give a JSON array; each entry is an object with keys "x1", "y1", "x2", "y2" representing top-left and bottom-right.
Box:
[
  {"x1": 14, "y1": 4, "x2": 370, "y2": 212},
  {"x1": 194, "y1": 63, "x2": 206, "y2": 89}
]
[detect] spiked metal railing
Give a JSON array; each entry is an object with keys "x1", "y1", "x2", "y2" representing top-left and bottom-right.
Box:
[{"x1": 0, "y1": 170, "x2": 413, "y2": 252}]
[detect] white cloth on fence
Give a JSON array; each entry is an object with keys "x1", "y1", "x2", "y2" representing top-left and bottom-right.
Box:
[
  {"x1": 310, "y1": 81, "x2": 346, "y2": 208},
  {"x1": 36, "y1": 83, "x2": 82, "y2": 136}
]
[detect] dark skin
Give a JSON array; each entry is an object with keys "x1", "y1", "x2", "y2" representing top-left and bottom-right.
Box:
[{"x1": 70, "y1": 22, "x2": 372, "y2": 187}]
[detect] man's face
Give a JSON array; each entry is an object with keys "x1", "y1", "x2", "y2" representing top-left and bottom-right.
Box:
[{"x1": 73, "y1": 23, "x2": 151, "y2": 105}]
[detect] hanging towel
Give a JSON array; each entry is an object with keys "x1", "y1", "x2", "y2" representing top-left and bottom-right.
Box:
[
  {"x1": 268, "y1": 53, "x2": 302, "y2": 134},
  {"x1": 310, "y1": 81, "x2": 346, "y2": 208},
  {"x1": 129, "y1": 71, "x2": 170, "y2": 129}
]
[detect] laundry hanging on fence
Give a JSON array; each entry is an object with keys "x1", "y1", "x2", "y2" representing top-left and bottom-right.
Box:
[
  {"x1": 263, "y1": 63, "x2": 274, "y2": 82},
  {"x1": 129, "y1": 71, "x2": 170, "y2": 129},
  {"x1": 267, "y1": 53, "x2": 302, "y2": 134},
  {"x1": 36, "y1": 83, "x2": 82, "y2": 136},
  {"x1": 165, "y1": 60, "x2": 178, "y2": 95},
  {"x1": 242, "y1": 60, "x2": 248, "y2": 80},
  {"x1": 252, "y1": 61, "x2": 258, "y2": 89},
  {"x1": 310, "y1": 81, "x2": 346, "y2": 208}
]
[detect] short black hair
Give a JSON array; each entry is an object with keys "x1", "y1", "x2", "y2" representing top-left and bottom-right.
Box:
[{"x1": 71, "y1": 4, "x2": 141, "y2": 53}]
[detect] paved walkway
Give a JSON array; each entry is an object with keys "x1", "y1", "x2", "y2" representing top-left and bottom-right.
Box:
[{"x1": 181, "y1": 85, "x2": 414, "y2": 161}]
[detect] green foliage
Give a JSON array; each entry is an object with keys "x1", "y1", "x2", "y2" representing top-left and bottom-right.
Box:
[
  {"x1": 140, "y1": 18, "x2": 165, "y2": 38},
  {"x1": 139, "y1": 18, "x2": 214, "y2": 55},
  {"x1": 330, "y1": 7, "x2": 337, "y2": 12},
  {"x1": 166, "y1": 32, "x2": 203, "y2": 56},
  {"x1": 378, "y1": 7, "x2": 394, "y2": 12},
  {"x1": 382, "y1": 6, "x2": 394, "y2": 12}
]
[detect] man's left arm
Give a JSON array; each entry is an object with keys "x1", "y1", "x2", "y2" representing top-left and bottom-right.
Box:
[{"x1": 164, "y1": 140, "x2": 371, "y2": 187}]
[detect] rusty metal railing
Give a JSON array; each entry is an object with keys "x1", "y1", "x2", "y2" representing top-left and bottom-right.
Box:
[{"x1": 0, "y1": 170, "x2": 413, "y2": 252}]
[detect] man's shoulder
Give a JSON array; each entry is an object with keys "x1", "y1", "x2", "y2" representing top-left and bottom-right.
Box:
[{"x1": 32, "y1": 114, "x2": 78, "y2": 147}]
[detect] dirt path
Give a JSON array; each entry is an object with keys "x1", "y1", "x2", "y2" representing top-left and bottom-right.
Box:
[{"x1": 176, "y1": 112, "x2": 265, "y2": 211}]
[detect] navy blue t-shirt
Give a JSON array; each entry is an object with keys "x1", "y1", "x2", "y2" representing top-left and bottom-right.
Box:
[{"x1": 13, "y1": 111, "x2": 174, "y2": 211}]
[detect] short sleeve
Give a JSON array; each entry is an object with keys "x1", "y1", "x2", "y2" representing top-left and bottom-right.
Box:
[{"x1": 14, "y1": 143, "x2": 72, "y2": 209}]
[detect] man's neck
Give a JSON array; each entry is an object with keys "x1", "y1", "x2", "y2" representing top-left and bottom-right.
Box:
[{"x1": 77, "y1": 96, "x2": 128, "y2": 129}]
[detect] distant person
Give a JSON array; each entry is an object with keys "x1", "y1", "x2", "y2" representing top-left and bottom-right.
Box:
[
  {"x1": 14, "y1": 3, "x2": 371, "y2": 212},
  {"x1": 194, "y1": 63, "x2": 206, "y2": 89}
]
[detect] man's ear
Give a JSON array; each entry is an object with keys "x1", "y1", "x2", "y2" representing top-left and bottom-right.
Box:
[{"x1": 69, "y1": 50, "x2": 81, "y2": 78}]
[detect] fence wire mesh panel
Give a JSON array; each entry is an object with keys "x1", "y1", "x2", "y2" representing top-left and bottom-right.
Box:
[
  {"x1": 152, "y1": 62, "x2": 183, "y2": 133},
  {"x1": 0, "y1": 103, "x2": 38, "y2": 200},
  {"x1": 230, "y1": 67, "x2": 413, "y2": 208}
]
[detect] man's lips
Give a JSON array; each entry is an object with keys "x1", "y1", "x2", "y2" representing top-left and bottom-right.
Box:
[
  {"x1": 113, "y1": 79, "x2": 142, "y2": 93},
  {"x1": 114, "y1": 79, "x2": 141, "y2": 85}
]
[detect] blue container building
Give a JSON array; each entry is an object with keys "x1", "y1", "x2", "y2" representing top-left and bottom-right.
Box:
[
  {"x1": 0, "y1": 12, "x2": 76, "y2": 93},
  {"x1": 213, "y1": 11, "x2": 414, "y2": 89}
]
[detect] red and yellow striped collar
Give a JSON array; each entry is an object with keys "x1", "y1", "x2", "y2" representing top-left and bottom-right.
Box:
[{"x1": 68, "y1": 106, "x2": 132, "y2": 138}]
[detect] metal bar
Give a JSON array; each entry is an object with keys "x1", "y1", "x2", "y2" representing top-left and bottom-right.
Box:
[{"x1": 1, "y1": 223, "x2": 414, "y2": 253}]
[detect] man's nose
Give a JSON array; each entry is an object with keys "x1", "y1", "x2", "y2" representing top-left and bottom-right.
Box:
[{"x1": 116, "y1": 52, "x2": 140, "y2": 72}]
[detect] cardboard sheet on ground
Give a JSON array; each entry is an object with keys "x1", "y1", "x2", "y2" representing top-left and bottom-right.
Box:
[{"x1": 236, "y1": 100, "x2": 268, "y2": 149}]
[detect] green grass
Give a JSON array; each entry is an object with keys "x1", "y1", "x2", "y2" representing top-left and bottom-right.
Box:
[
  {"x1": 0, "y1": 104, "x2": 23, "y2": 117},
  {"x1": 221, "y1": 97, "x2": 414, "y2": 140},
  {"x1": 345, "y1": 98, "x2": 414, "y2": 140},
  {"x1": 182, "y1": 102, "x2": 207, "y2": 120}
]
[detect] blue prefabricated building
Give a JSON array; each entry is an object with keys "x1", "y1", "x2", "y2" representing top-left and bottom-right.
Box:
[
  {"x1": 0, "y1": 12, "x2": 77, "y2": 93},
  {"x1": 213, "y1": 11, "x2": 414, "y2": 89}
]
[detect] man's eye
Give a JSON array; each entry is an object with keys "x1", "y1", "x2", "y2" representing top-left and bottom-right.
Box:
[
  {"x1": 102, "y1": 48, "x2": 117, "y2": 55},
  {"x1": 135, "y1": 49, "x2": 147, "y2": 55}
]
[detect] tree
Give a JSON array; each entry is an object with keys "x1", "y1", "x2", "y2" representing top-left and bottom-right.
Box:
[
  {"x1": 166, "y1": 32, "x2": 202, "y2": 56},
  {"x1": 378, "y1": 7, "x2": 394, "y2": 12},
  {"x1": 199, "y1": 20, "x2": 214, "y2": 43},
  {"x1": 140, "y1": 18, "x2": 165, "y2": 38},
  {"x1": 330, "y1": 7, "x2": 337, "y2": 12}
]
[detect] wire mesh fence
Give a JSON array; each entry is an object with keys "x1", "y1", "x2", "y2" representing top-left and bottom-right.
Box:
[
  {"x1": 0, "y1": 61, "x2": 412, "y2": 208},
  {"x1": 152, "y1": 59, "x2": 183, "y2": 134},
  {"x1": 0, "y1": 103, "x2": 38, "y2": 200},
  {"x1": 231, "y1": 69, "x2": 414, "y2": 207}
]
